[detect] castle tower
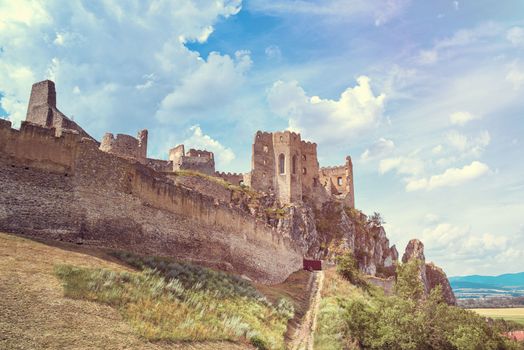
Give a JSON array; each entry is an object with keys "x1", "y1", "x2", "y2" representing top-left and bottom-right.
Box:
[
  {"x1": 137, "y1": 129, "x2": 148, "y2": 159},
  {"x1": 273, "y1": 131, "x2": 303, "y2": 203},
  {"x1": 24, "y1": 79, "x2": 95, "y2": 140},
  {"x1": 26, "y1": 80, "x2": 56, "y2": 127}
]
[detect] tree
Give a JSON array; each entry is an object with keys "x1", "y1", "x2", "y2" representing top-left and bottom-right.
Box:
[
  {"x1": 368, "y1": 212, "x2": 385, "y2": 227},
  {"x1": 395, "y1": 259, "x2": 425, "y2": 301}
]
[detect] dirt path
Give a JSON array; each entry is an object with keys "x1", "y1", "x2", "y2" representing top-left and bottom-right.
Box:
[{"x1": 288, "y1": 270, "x2": 324, "y2": 350}]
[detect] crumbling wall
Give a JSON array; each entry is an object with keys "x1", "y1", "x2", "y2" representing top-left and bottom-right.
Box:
[
  {"x1": 169, "y1": 145, "x2": 215, "y2": 175},
  {"x1": 25, "y1": 80, "x2": 94, "y2": 141},
  {"x1": 0, "y1": 122, "x2": 302, "y2": 283},
  {"x1": 99, "y1": 130, "x2": 148, "y2": 164},
  {"x1": 320, "y1": 156, "x2": 355, "y2": 208},
  {"x1": 214, "y1": 171, "x2": 245, "y2": 186}
]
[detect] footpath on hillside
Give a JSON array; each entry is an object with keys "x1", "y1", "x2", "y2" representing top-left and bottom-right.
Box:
[{"x1": 288, "y1": 270, "x2": 325, "y2": 350}]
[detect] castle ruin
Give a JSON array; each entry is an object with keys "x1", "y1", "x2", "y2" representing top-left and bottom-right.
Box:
[
  {"x1": 26, "y1": 80, "x2": 94, "y2": 141},
  {"x1": 22, "y1": 80, "x2": 356, "y2": 207}
]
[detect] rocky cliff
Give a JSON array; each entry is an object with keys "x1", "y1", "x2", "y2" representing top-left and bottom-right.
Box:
[{"x1": 402, "y1": 239, "x2": 457, "y2": 305}]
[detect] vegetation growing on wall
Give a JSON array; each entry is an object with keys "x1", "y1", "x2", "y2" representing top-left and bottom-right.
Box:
[{"x1": 55, "y1": 254, "x2": 295, "y2": 350}]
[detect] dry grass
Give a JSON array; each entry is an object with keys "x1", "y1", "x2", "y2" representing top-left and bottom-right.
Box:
[
  {"x1": 0, "y1": 232, "x2": 251, "y2": 350},
  {"x1": 472, "y1": 308, "x2": 524, "y2": 325},
  {"x1": 54, "y1": 260, "x2": 293, "y2": 349}
]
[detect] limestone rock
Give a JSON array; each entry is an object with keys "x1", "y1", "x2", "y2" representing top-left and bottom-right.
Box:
[
  {"x1": 402, "y1": 238, "x2": 426, "y2": 263},
  {"x1": 426, "y1": 262, "x2": 457, "y2": 305},
  {"x1": 402, "y1": 239, "x2": 456, "y2": 305}
]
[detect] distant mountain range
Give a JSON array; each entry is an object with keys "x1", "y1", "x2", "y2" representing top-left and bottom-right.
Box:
[{"x1": 449, "y1": 272, "x2": 524, "y2": 300}]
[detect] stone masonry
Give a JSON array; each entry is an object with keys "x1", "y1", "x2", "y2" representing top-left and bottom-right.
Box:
[{"x1": 25, "y1": 80, "x2": 94, "y2": 141}]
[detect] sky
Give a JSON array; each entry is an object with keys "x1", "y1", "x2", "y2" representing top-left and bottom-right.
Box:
[{"x1": 1, "y1": 0, "x2": 523, "y2": 276}]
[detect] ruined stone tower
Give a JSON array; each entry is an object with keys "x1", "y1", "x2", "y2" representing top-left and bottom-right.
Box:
[
  {"x1": 25, "y1": 80, "x2": 93, "y2": 140},
  {"x1": 99, "y1": 129, "x2": 149, "y2": 164},
  {"x1": 319, "y1": 156, "x2": 355, "y2": 208},
  {"x1": 249, "y1": 131, "x2": 322, "y2": 204}
]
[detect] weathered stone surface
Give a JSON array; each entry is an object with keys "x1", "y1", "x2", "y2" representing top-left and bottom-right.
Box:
[
  {"x1": 402, "y1": 238, "x2": 426, "y2": 263},
  {"x1": 402, "y1": 239, "x2": 456, "y2": 305},
  {"x1": 0, "y1": 122, "x2": 302, "y2": 284},
  {"x1": 426, "y1": 262, "x2": 457, "y2": 305}
]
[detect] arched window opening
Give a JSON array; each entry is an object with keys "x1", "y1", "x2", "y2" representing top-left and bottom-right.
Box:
[
  {"x1": 337, "y1": 177, "x2": 343, "y2": 186},
  {"x1": 279, "y1": 154, "x2": 285, "y2": 174},
  {"x1": 302, "y1": 155, "x2": 306, "y2": 161},
  {"x1": 303, "y1": 167, "x2": 307, "y2": 175},
  {"x1": 239, "y1": 180, "x2": 244, "y2": 186},
  {"x1": 263, "y1": 145, "x2": 268, "y2": 153},
  {"x1": 292, "y1": 155, "x2": 297, "y2": 174}
]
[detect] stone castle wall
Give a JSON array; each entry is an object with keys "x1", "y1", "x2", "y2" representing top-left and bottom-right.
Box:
[
  {"x1": 0, "y1": 120, "x2": 302, "y2": 283},
  {"x1": 99, "y1": 130, "x2": 148, "y2": 164},
  {"x1": 214, "y1": 172, "x2": 245, "y2": 186},
  {"x1": 169, "y1": 145, "x2": 215, "y2": 175}
]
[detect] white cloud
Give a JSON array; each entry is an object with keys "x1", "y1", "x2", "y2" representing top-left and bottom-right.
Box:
[
  {"x1": 420, "y1": 222, "x2": 524, "y2": 275},
  {"x1": 417, "y1": 22, "x2": 501, "y2": 65},
  {"x1": 0, "y1": 0, "x2": 243, "y2": 137},
  {"x1": 506, "y1": 60, "x2": 524, "y2": 90},
  {"x1": 379, "y1": 156, "x2": 424, "y2": 176},
  {"x1": 183, "y1": 125, "x2": 235, "y2": 168},
  {"x1": 360, "y1": 138, "x2": 395, "y2": 161},
  {"x1": 268, "y1": 76, "x2": 386, "y2": 144},
  {"x1": 506, "y1": 26, "x2": 524, "y2": 46},
  {"x1": 156, "y1": 50, "x2": 252, "y2": 122},
  {"x1": 446, "y1": 130, "x2": 490, "y2": 156},
  {"x1": 406, "y1": 160, "x2": 489, "y2": 191},
  {"x1": 432, "y1": 144, "x2": 443, "y2": 154},
  {"x1": 265, "y1": 45, "x2": 282, "y2": 60},
  {"x1": 449, "y1": 111, "x2": 480, "y2": 126},
  {"x1": 418, "y1": 50, "x2": 438, "y2": 65},
  {"x1": 248, "y1": 0, "x2": 410, "y2": 26}
]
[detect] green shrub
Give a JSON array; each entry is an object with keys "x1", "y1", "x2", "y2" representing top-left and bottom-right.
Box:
[
  {"x1": 317, "y1": 260, "x2": 521, "y2": 350},
  {"x1": 335, "y1": 251, "x2": 368, "y2": 289}
]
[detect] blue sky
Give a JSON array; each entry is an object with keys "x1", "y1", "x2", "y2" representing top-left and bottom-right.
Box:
[{"x1": 1, "y1": 0, "x2": 523, "y2": 276}]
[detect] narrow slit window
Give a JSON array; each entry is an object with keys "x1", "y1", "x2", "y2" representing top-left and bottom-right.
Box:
[{"x1": 279, "y1": 154, "x2": 285, "y2": 174}]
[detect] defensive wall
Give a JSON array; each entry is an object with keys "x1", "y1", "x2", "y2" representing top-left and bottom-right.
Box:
[{"x1": 0, "y1": 119, "x2": 302, "y2": 283}]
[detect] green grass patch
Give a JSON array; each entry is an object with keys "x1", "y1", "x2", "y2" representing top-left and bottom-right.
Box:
[{"x1": 54, "y1": 258, "x2": 293, "y2": 349}]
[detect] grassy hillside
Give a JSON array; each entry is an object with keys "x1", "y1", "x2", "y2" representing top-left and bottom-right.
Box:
[{"x1": 0, "y1": 232, "x2": 304, "y2": 350}]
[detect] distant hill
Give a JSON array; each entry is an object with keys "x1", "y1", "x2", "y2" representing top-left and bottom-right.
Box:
[
  {"x1": 450, "y1": 272, "x2": 524, "y2": 302},
  {"x1": 449, "y1": 272, "x2": 524, "y2": 290}
]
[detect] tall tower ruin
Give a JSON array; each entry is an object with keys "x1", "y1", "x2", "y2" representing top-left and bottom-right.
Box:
[{"x1": 25, "y1": 79, "x2": 94, "y2": 140}]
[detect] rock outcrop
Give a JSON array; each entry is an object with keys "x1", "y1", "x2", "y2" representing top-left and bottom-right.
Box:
[{"x1": 402, "y1": 239, "x2": 456, "y2": 305}]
